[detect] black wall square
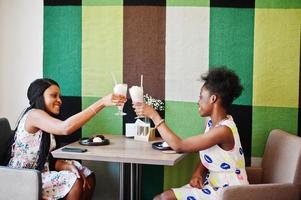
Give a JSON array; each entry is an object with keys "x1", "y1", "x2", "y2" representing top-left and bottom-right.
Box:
[
  {"x1": 56, "y1": 96, "x2": 82, "y2": 146},
  {"x1": 141, "y1": 164, "x2": 164, "y2": 199},
  {"x1": 124, "y1": 0, "x2": 165, "y2": 6},
  {"x1": 228, "y1": 104, "x2": 252, "y2": 166},
  {"x1": 44, "y1": 0, "x2": 81, "y2": 6},
  {"x1": 210, "y1": 0, "x2": 255, "y2": 8},
  {"x1": 123, "y1": 99, "x2": 138, "y2": 128}
]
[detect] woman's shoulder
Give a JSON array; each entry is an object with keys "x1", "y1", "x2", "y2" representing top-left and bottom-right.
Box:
[
  {"x1": 27, "y1": 108, "x2": 48, "y2": 119},
  {"x1": 16, "y1": 110, "x2": 41, "y2": 135},
  {"x1": 221, "y1": 115, "x2": 239, "y2": 135},
  {"x1": 28, "y1": 108, "x2": 43, "y2": 114},
  {"x1": 218, "y1": 115, "x2": 236, "y2": 129},
  {"x1": 22, "y1": 108, "x2": 38, "y2": 117},
  {"x1": 23, "y1": 109, "x2": 47, "y2": 134},
  {"x1": 223, "y1": 115, "x2": 236, "y2": 125},
  {"x1": 19, "y1": 109, "x2": 34, "y2": 123}
]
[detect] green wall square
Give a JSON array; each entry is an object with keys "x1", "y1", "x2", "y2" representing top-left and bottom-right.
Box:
[
  {"x1": 165, "y1": 101, "x2": 205, "y2": 139},
  {"x1": 164, "y1": 153, "x2": 200, "y2": 190},
  {"x1": 253, "y1": 9, "x2": 301, "y2": 108},
  {"x1": 82, "y1": 5, "x2": 123, "y2": 97},
  {"x1": 255, "y1": 0, "x2": 301, "y2": 8},
  {"x1": 164, "y1": 101, "x2": 204, "y2": 189},
  {"x1": 209, "y1": 8, "x2": 254, "y2": 106},
  {"x1": 252, "y1": 106, "x2": 298, "y2": 157},
  {"x1": 167, "y1": 0, "x2": 209, "y2": 7},
  {"x1": 83, "y1": 0, "x2": 123, "y2": 6},
  {"x1": 82, "y1": 97, "x2": 123, "y2": 137},
  {"x1": 44, "y1": 6, "x2": 82, "y2": 96}
]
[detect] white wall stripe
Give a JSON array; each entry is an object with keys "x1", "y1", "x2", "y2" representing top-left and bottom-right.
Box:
[
  {"x1": 0, "y1": 0, "x2": 43, "y2": 126},
  {"x1": 165, "y1": 7, "x2": 210, "y2": 102}
]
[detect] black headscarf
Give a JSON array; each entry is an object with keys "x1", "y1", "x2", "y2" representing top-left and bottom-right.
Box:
[{"x1": 7, "y1": 78, "x2": 60, "y2": 171}]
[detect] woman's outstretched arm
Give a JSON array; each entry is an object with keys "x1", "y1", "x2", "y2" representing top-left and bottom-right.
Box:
[
  {"x1": 26, "y1": 94, "x2": 124, "y2": 135},
  {"x1": 133, "y1": 103, "x2": 233, "y2": 153}
]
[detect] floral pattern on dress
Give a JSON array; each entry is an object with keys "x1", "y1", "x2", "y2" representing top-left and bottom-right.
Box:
[{"x1": 7, "y1": 111, "x2": 93, "y2": 200}]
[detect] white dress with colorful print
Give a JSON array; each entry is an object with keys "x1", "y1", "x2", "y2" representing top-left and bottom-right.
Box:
[
  {"x1": 172, "y1": 116, "x2": 248, "y2": 200},
  {"x1": 7, "y1": 111, "x2": 92, "y2": 200}
]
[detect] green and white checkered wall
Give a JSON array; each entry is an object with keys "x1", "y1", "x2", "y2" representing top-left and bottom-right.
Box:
[{"x1": 44, "y1": 0, "x2": 301, "y2": 198}]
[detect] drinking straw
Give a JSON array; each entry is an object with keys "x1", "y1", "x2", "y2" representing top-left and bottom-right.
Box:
[
  {"x1": 111, "y1": 72, "x2": 117, "y2": 85},
  {"x1": 140, "y1": 74, "x2": 143, "y2": 88}
]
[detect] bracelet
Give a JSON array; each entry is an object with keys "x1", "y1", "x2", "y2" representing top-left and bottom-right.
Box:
[
  {"x1": 154, "y1": 119, "x2": 165, "y2": 129},
  {"x1": 88, "y1": 107, "x2": 97, "y2": 115}
]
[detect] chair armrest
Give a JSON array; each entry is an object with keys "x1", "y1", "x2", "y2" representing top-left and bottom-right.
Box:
[
  {"x1": 0, "y1": 166, "x2": 41, "y2": 200},
  {"x1": 246, "y1": 166, "x2": 263, "y2": 184},
  {"x1": 221, "y1": 183, "x2": 299, "y2": 200}
]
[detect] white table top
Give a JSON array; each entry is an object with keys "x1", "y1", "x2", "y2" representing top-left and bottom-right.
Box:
[{"x1": 51, "y1": 134, "x2": 187, "y2": 166}]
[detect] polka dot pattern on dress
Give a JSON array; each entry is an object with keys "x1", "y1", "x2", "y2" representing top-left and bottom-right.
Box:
[
  {"x1": 172, "y1": 116, "x2": 248, "y2": 200},
  {"x1": 202, "y1": 188, "x2": 211, "y2": 195},
  {"x1": 223, "y1": 184, "x2": 229, "y2": 188},
  {"x1": 239, "y1": 147, "x2": 244, "y2": 155},
  {"x1": 204, "y1": 154, "x2": 213, "y2": 163},
  {"x1": 220, "y1": 162, "x2": 231, "y2": 170},
  {"x1": 208, "y1": 119, "x2": 212, "y2": 127}
]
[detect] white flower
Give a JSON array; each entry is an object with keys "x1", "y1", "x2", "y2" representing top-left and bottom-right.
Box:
[{"x1": 144, "y1": 94, "x2": 165, "y2": 111}]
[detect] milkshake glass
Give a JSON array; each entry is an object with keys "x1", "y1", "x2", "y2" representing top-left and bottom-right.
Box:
[{"x1": 113, "y1": 83, "x2": 128, "y2": 116}]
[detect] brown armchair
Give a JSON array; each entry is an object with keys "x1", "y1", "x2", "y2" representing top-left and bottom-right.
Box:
[{"x1": 221, "y1": 129, "x2": 301, "y2": 200}]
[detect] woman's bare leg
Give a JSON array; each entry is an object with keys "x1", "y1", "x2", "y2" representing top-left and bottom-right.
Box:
[
  {"x1": 153, "y1": 189, "x2": 177, "y2": 200},
  {"x1": 82, "y1": 173, "x2": 96, "y2": 200},
  {"x1": 65, "y1": 179, "x2": 83, "y2": 200}
]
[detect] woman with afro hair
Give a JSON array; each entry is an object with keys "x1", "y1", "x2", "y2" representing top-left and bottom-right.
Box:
[{"x1": 133, "y1": 67, "x2": 248, "y2": 200}]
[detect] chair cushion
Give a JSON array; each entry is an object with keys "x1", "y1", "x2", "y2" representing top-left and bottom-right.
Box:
[
  {"x1": 246, "y1": 166, "x2": 263, "y2": 184},
  {"x1": 222, "y1": 183, "x2": 299, "y2": 200},
  {"x1": 262, "y1": 129, "x2": 301, "y2": 185},
  {"x1": 0, "y1": 166, "x2": 41, "y2": 200}
]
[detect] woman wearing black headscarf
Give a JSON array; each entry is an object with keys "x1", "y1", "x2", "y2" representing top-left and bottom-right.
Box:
[{"x1": 6, "y1": 78, "x2": 124, "y2": 200}]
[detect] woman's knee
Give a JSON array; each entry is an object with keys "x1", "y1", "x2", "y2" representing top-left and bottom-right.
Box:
[
  {"x1": 72, "y1": 178, "x2": 83, "y2": 193},
  {"x1": 65, "y1": 179, "x2": 83, "y2": 200},
  {"x1": 154, "y1": 190, "x2": 176, "y2": 200}
]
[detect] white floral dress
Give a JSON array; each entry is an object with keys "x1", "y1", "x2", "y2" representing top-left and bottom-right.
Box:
[
  {"x1": 8, "y1": 111, "x2": 92, "y2": 200},
  {"x1": 172, "y1": 116, "x2": 249, "y2": 200}
]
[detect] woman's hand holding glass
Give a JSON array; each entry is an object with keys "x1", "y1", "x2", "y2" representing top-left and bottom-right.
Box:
[
  {"x1": 89, "y1": 94, "x2": 126, "y2": 116},
  {"x1": 113, "y1": 84, "x2": 128, "y2": 116},
  {"x1": 112, "y1": 93, "x2": 127, "y2": 106},
  {"x1": 99, "y1": 93, "x2": 126, "y2": 107},
  {"x1": 132, "y1": 102, "x2": 157, "y2": 120},
  {"x1": 129, "y1": 86, "x2": 144, "y2": 118}
]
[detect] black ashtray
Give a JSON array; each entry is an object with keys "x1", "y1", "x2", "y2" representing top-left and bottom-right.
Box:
[
  {"x1": 79, "y1": 134, "x2": 110, "y2": 146},
  {"x1": 152, "y1": 141, "x2": 172, "y2": 151}
]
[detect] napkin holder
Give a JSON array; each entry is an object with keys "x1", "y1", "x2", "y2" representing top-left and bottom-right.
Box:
[
  {"x1": 134, "y1": 126, "x2": 156, "y2": 142},
  {"x1": 125, "y1": 123, "x2": 137, "y2": 137}
]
